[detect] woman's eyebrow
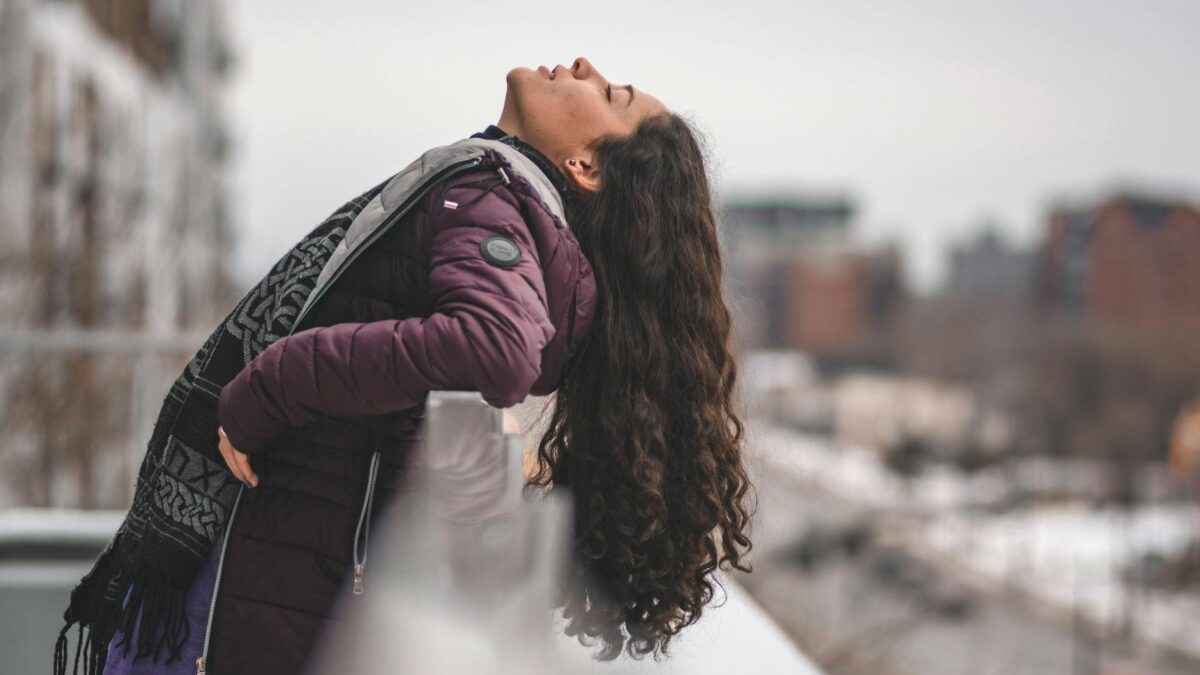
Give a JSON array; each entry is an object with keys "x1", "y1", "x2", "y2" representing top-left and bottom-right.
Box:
[{"x1": 625, "y1": 84, "x2": 636, "y2": 108}]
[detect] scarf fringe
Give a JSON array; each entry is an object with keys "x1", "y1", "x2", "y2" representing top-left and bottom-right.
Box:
[
  {"x1": 53, "y1": 620, "x2": 108, "y2": 675},
  {"x1": 54, "y1": 554, "x2": 191, "y2": 675}
]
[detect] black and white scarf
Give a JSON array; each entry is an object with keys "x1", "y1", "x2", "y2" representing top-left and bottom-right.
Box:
[{"x1": 52, "y1": 179, "x2": 389, "y2": 675}]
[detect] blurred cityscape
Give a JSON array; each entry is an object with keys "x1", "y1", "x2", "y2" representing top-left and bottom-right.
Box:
[
  {"x1": 723, "y1": 189, "x2": 1200, "y2": 674},
  {"x1": 1, "y1": 2, "x2": 1198, "y2": 674}
]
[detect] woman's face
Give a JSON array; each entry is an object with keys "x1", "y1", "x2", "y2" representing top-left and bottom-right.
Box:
[{"x1": 499, "y1": 57, "x2": 668, "y2": 192}]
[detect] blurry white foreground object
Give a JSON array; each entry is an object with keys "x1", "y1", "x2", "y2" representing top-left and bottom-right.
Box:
[
  {"x1": 308, "y1": 391, "x2": 823, "y2": 675},
  {"x1": 309, "y1": 391, "x2": 586, "y2": 675}
]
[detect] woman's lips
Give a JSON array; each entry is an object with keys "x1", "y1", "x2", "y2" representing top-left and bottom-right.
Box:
[{"x1": 538, "y1": 65, "x2": 552, "y2": 79}]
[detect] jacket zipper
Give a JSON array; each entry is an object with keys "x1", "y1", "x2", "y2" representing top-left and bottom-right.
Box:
[
  {"x1": 196, "y1": 483, "x2": 244, "y2": 675},
  {"x1": 352, "y1": 450, "x2": 382, "y2": 595},
  {"x1": 195, "y1": 155, "x2": 484, "y2": 674}
]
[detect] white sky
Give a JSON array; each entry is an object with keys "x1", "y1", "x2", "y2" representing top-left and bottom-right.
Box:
[{"x1": 227, "y1": 0, "x2": 1200, "y2": 293}]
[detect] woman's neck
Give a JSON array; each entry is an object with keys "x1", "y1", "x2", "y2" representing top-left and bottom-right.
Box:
[{"x1": 471, "y1": 124, "x2": 575, "y2": 208}]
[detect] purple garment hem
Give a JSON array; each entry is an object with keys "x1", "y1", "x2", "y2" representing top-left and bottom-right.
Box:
[{"x1": 102, "y1": 542, "x2": 222, "y2": 674}]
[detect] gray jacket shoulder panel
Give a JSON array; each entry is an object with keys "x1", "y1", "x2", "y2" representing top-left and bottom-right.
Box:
[{"x1": 297, "y1": 137, "x2": 566, "y2": 322}]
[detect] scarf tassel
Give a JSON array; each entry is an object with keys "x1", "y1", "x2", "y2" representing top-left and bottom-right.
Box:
[
  {"x1": 53, "y1": 614, "x2": 112, "y2": 675},
  {"x1": 53, "y1": 555, "x2": 191, "y2": 675}
]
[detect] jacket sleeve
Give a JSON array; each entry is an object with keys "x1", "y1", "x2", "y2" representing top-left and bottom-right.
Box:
[{"x1": 217, "y1": 178, "x2": 556, "y2": 455}]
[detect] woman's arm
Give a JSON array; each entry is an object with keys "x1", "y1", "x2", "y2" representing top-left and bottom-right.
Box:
[{"x1": 217, "y1": 178, "x2": 555, "y2": 455}]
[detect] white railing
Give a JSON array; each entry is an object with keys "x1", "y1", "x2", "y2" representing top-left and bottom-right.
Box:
[
  {"x1": 0, "y1": 368, "x2": 822, "y2": 673},
  {"x1": 312, "y1": 391, "x2": 823, "y2": 675}
]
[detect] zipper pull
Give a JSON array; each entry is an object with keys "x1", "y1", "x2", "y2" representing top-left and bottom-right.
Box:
[
  {"x1": 352, "y1": 451, "x2": 381, "y2": 597},
  {"x1": 196, "y1": 656, "x2": 206, "y2": 675},
  {"x1": 353, "y1": 563, "x2": 365, "y2": 595}
]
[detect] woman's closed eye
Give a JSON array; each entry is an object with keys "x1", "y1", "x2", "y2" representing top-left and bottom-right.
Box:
[{"x1": 604, "y1": 83, "x2": 634, "y2": 107}]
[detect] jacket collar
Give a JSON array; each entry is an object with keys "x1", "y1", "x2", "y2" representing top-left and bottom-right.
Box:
[{"x1": 471, "y1": 125, "x2": 576, "y2": 213}]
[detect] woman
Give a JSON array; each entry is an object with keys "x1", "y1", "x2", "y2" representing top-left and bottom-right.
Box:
[{"x1": 57, "y1": 56, "x2": 755, "y2": 674}]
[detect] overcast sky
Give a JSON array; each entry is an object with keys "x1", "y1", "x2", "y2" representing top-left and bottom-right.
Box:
[{"x1": 227, "y1": 0, "x2": 1200, "y2": 293}]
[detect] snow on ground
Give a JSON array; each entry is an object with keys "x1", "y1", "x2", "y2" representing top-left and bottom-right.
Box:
[
  {"x1": 928, "y1": 505, "x2": 1200, "y2": 659},
  {"x1": 757, "y1": 425, "x2": 1200, "y2": 662},
  {"x1": 757, "y1": 426, "x2": 1011, "y2": 511}
]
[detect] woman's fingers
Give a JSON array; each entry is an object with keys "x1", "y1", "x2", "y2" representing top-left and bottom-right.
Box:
[
  {"x1": 234, "y1": 451, "x2": 259, "y2": 487},
  {"x1": 218, "y1": 436, "x2": 243, "y2": 483},
  {"x1": 217, "y1": 427, "x2": 256, "y2": 487},
  {"x1": 217, "y1": 431, "x2": 244, "y2": 483}
]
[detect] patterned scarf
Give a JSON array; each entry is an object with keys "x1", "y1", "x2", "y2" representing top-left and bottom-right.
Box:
[{"x1": 52, "y1": 178, "x2": 389, "y2": 675}]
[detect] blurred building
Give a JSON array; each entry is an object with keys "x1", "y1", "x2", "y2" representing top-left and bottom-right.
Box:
[
  {"x1": 0, "y1": 0, "x2": 236, "y2": 507},
  {"x1": 1039, "y1": 192, "x2": 1200, "y2": 326},
  {"x1": 721, "y1": 195, "x2": 904, "y2": 368},
  {"x1": 945, "y1": 226, "x2": 1034, "y2": 305},
  {"x1": 0, "y1": 0, "x2": 236, "y2": 332},
  {"x1": 1038, "y1": 205, "x2": 1091, "y2": 318}
]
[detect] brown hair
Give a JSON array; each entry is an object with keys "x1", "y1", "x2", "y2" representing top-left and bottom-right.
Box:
[{"x1": 526, "y1": 111, "x2": 757, "y2": 661}]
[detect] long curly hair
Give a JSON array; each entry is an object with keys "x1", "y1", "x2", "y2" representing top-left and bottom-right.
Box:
[{"x1": 525, "y1": 111, "x2": 757, "y2": 661}]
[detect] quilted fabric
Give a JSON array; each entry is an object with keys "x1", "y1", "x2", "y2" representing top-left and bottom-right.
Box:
[{"x1": 197, "y1": 145, "x2": 595, "y2": 674}]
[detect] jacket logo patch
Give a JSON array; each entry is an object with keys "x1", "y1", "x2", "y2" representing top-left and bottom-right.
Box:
[{"x1": 481, "y1": 235, "x2": 521, "y2": 267}]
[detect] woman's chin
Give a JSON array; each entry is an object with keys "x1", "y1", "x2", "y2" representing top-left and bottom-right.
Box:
[{"x1": 505, "y1": 66, "x2": 536, "y2": 85}]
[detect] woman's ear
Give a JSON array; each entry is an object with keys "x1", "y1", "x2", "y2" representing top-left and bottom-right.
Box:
[{"x1": 564, "y1": 156, "x2": 601, "y2": 193}]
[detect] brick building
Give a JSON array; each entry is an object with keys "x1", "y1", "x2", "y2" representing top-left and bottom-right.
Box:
[
  {"x1": 720, "y1": 195, "x2": 904, "y2": 365},
  {"x1": 1039, "y1": 193, "x2": 1200, "y2": 326}
]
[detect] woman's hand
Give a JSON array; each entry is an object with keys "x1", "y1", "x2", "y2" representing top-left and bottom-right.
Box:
[{"x1": 218, "y1": 426, "x2": 259, "y2": 488}]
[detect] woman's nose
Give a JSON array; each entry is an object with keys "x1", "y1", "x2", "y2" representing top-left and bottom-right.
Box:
[{"x1": 572, "y1": 57, "x2": 595, "y2": 79}]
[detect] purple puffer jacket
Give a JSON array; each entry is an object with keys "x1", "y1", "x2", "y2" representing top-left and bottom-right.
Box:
[
  {"x1": 106, "y1": 137, "x2": 596, "y2": 675},
  {"x1": 220, "y1": 140, "x2": 596, "y2": 456}
]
